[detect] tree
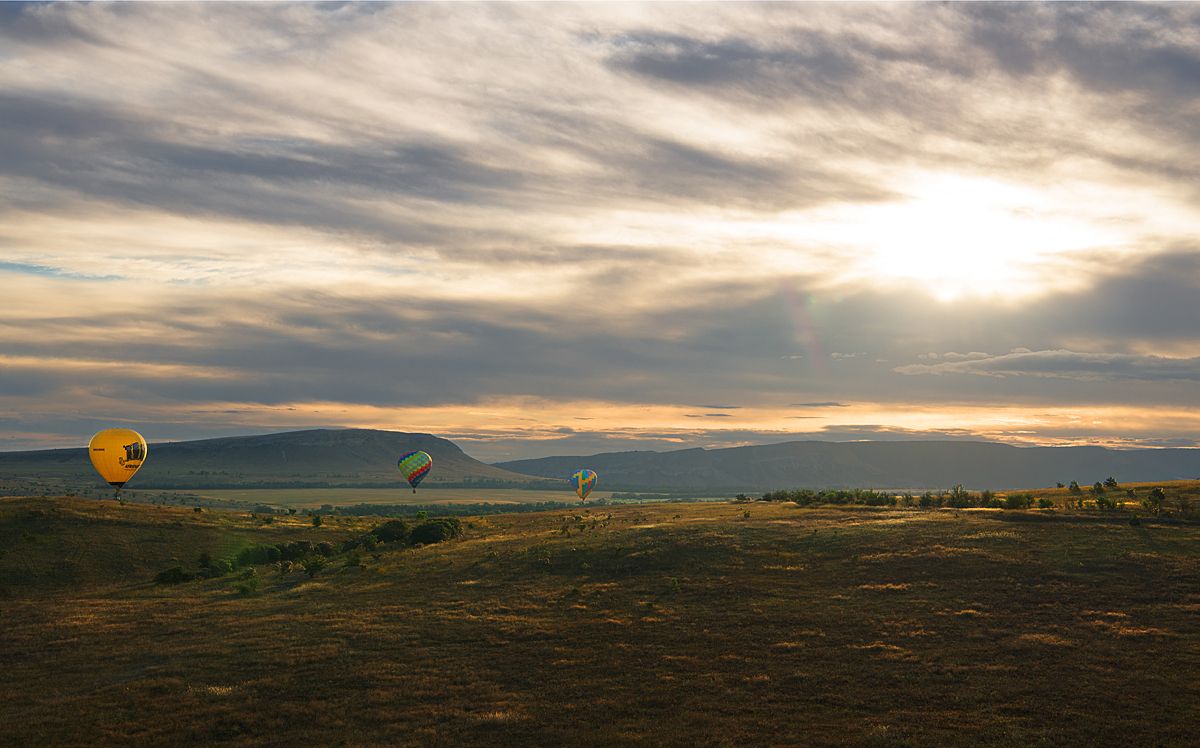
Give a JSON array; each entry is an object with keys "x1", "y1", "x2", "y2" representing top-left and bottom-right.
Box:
[
  {"x1": 947, "y1": 484, "x2": 971, "y2": 508},
  {"x1": 1068, "y1": 481, "x2": 1082, "y2": 494},
  {"x1": 1143, "y1": 487, "x2": 1166, "y2": 516},
  {"x1": 312, "y1": 514, "x2": 323, "y2": 527},
  {"x1": 1104, "y1": 476, "x2": 1119, "y2": 489},
  {"x1": 1056, "y1": 482, "x2": 1065, "y2": 489},
  {"x1": 1092, "y1": 481, "x2": 1106, "y2": 496}
]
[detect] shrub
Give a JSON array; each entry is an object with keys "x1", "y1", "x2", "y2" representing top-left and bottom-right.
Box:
[
  {"x1": 1143, "y1": 487, "x2": 1166, "y2": 515},
  {"x1": 198, "y1": 552, "x2": 212, "y2": 569},
  {"x1": 302, "y1": 558, "x2": 326, "y2": 578},
  {"x1": 312, "y1": 514, "x2": 323, "y2": 527},
  {"x1": 234, "y1": 545, "x2": 276, "y2": 568},
  {"x1": 371, "y1": 519, "x2": 410, "y2": 544},
  {"x1": 1004, "y1": 493, "x2": 1033, "y2": 510},
  {"x1": 234, "y1": 576, "x2": 259, "y2": 596},
  {"x1": 205, "y1": 558, "x2": 233, "y2": 577},
  {"x1": 409, "y1": 518, "x2": 462, "y2": 545},
  {"x1": 1104, "y1": 477, "x2": 1119, "y2": 489},
  {"x1": 1091, "y1": 481, "x2": 1106, "y2": 496},
  {"x1": 154, "y1": 566, "x2": 194, "y2": 584},
  {"x1": 315, "y1": 542, "x2": 334, "y2": 557},
  {"x1": 276, "y1": 541, "x2": 313, "y2": 561},
  {"x1": 1068, "y1": 481, "x2": 1082, "y2": 495},
  {"x1": 918, "y1": 492, "x2": 935, "y2": 509},
  {"x1": 1037, "y1": 498, "x2": 1054, "y2": 509}
]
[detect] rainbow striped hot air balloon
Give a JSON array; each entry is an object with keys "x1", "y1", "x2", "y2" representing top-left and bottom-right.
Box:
[
  {"x1": 398, "y1": 450, "x2": 432, "y2": 493},
  {"x1": 570, "y1": 469, "x2": 597, "y2": 502}
]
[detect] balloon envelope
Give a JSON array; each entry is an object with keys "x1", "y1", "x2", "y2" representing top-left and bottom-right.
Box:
[
  {"x1": 88, "y1": 428, "x2": 147, "y2": 488},
  {"x1": 398, "y1": 450, "x2": 433, "y2": 491},
  {"x1": 571, "y1": 469, "x2": 597, "y2": 501}
]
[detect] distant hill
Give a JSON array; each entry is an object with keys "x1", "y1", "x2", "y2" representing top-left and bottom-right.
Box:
[
  {"x1": 0, "y1": 429, "x2": 548, "y2": 490},
  {"x1": 496, "y1": 440, "x2": 1200, "y2": 492}
]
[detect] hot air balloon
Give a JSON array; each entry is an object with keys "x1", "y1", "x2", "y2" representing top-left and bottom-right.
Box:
[
  {"x1": 88, "y1": 428, "x2": 148, "y2": 498},
  {"x1": 398, "y1": 450, "x2": 432, "y2": 493},
  {"x1": 570, "y1": 469, "x2": 597, "y2": 502}
]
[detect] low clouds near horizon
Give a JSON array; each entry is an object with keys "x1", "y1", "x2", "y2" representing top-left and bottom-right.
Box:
[{"x1": 2, "y1": 2, "x2": 1200, "y2": 462}]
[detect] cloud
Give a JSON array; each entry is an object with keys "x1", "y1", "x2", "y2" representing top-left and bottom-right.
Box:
[
  {"x1": 789, "y1": 402, "x2": 849, "y2": 408},
  {"x1": 895, "y1": 350, "x2": 1200, "y2": 382},
  {"x1": 2, "y1": 3, "x2": 1200, "y2": 457}
]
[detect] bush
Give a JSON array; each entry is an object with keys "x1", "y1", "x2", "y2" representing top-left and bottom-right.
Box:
[
  {"x1": 371, "y1": 519, "x2": 410, "y2": 544},
  {"x1": 234, "y1": 545, "x2": 276, "y2": 568},
  {"x1": 201, "y1": 558, "x2": 233, "y2": 577},
  {"x1": 312, "y1": 514, "x2": 323, "y2": 527},
  {"x1": 1143, "y1": 487, "x2": 1166, "y2": 515},
  {"x1": 1037, "y1": 498, "x2": 1054, "y2": 509},
  {"x1": 315, "y1": 542, "x2": 334, "y2": 557},
  {"x1": 154, "y1": 566, "x2": 194, "y2": 584},
  {"x1": 409, "y1": 518, "x2": 463, "y2": 545},
  {"x1": 234, "y1": 582, "x2": 257, "y2": 597},
  {"x1": 1104, "y1": 477, "x2": 1119, "y2": 489},
  {"x1": 1068, "y1": 481, "x2": 1082, "y2": 495},
  {"x1": 276, "y1": 541, "x2": 313, "y2": 561},
  {"x1": 302, "y1": 558, "x2": 326, "y2": 578},
  {"x1": 1004, "y1": 493, "x2": 1034, "y2": 510}
]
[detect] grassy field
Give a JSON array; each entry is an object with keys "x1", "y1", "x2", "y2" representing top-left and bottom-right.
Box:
[
  {"x1": 186, "y1": 486, "x2": 611, "y2": 508},
  {"x1": 1, "y1": 494, "x2": 1198, "y2": 746}
]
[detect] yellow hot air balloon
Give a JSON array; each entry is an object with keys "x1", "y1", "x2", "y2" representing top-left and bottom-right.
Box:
[{"x1": 88, "y1": 428, "x2": 148, "y2": 497}]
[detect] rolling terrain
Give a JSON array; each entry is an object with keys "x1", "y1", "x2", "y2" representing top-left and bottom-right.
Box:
[
  {"x1": 0, "y1": 429, "x2": 548, "y2": 492},
  {"x1": 499, "y1": 440, "x2": 1200, "y2": 491},
  {"x1": 2, "y1": 492, "x2": 1198, "y2": 745}
]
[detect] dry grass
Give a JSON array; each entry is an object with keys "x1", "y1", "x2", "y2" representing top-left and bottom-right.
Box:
[{"x1": 1, "y1": 497, "x2": 1198, "y2": 746}]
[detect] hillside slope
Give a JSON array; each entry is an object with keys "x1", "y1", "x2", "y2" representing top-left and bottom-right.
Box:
[
  {"x1": 0, "y1": 429, "x2": 545, "y2": 490},
  {"x1": 2, "y1": 496, "x2": 1198, "y2": 745},
  {"x1": 497, "y1": 440, "x2": 1200, "y2": 491}
]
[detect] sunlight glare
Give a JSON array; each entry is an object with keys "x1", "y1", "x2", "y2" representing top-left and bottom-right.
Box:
[{"x1": 808, "y1": 173, "x2": 1129, "y2": 301}]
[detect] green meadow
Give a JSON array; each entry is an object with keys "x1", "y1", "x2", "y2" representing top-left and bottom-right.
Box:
[{"x1": 2, "y1": 491, "x2": 1198, "y2": 745}]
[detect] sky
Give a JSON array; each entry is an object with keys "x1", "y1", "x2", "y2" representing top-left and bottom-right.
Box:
[{"x1": 2, "y1": 2, "x2": 1200, "y2": 462}]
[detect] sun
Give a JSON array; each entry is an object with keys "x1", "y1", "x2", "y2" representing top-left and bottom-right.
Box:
[{"x1": 804, "y1": 173, "x2": 1130, "y2": 301}]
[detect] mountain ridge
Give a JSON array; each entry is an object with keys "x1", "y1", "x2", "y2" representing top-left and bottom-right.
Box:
[
  {"x1": 0, "y1": 428, "x2": 547, "y2": 490},
  {"x1": 496, "y1": 439, "x2": 1200, "y2": 491}
]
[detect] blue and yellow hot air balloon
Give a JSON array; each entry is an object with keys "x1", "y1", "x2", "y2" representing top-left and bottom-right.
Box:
[
  {"x1": 570, "y1": 469, "x2": 597, "y2": 502},
  {"x1": 398, "y1": 450, "x2": 433, "y2": 493}
]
